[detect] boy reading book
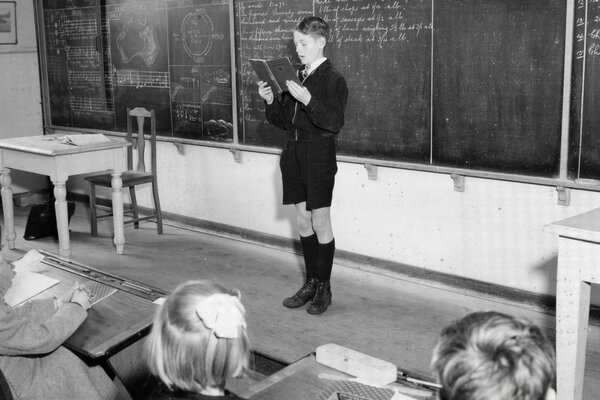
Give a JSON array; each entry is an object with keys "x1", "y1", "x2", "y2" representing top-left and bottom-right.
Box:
[{"x1": 257, "y1": 16, "x2": 348, "y2": 315}]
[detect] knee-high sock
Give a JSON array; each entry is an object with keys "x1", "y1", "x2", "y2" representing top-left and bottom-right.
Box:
[
  {"x1": 318, "y1": 239, "x2": 335, "y2": 281},
  {"x1": 300, "y1": 234, "x2": 319, "y2": 280}
]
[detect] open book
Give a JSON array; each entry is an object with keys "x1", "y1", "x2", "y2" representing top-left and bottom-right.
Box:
[
  {"x1": 249, "y1": 57, "x2": 302, "y2": 95},
  {"x1": 63, "y1": 134, "x2": 112, "y2": 146}
]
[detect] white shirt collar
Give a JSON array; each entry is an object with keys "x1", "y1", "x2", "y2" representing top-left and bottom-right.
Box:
[{"x1": 305, "y1": 57, "x2": 327, "y2": 74}]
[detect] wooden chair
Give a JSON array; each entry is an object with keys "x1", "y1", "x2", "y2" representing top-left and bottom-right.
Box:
[{"x1": 85, "y1": 107, "x2": 163, "y2": 236}]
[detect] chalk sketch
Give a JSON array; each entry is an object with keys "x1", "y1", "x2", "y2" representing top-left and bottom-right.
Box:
[
  {"x1": 181, "y1": 12, "x2": 214, "y2": 59},
  {"x1": 116, "y1": 12, "x2": 158, "y2": 67}
]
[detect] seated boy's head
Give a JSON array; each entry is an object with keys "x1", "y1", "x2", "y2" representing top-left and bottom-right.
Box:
[
  {"x1": 431, "y1": 311, "x2": 556, "y2": 400},
  {"x1": 146, "y1": 280, "x2": 250, "y2": 393}
]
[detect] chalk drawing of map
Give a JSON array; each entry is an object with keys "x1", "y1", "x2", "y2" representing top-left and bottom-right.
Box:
[
  {"x1": 182, "y1": 12, "x2": 213, "y2": 59},
  {"x1": 116, "y1": 12, "x2": 158, "y2": 67}
]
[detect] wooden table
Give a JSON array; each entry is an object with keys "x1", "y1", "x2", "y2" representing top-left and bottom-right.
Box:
[
  {"x1": 544, "y1": 208, "x2": 600, "y2": 400},
  {"x1": 0, "y1": 134, "x2": 130, "y2": 257},
  {"x1": 29, "y1": 252, "x2": 164, "y2": 400}
]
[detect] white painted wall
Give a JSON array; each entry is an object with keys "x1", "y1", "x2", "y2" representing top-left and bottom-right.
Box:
[
  {"x1": 0, "y1": 0, "x2": 48, "y2": 192},
  {"x1": 68, "y1": 144, "x2": 600, "y2": 301},
  {"x1": 5, "y1": 2, "x2": 600, "y2": 302}
]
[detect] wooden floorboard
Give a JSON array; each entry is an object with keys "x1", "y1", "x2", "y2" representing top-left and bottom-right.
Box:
[{"x1": 4, "y1": 204, "x2": 600, "y2": 399}]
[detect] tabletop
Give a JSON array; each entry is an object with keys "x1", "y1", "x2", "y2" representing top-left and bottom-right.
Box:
[
  {"x1": 23, "y1": 253, "x2": 161, "y2": 359},
  {"x1": 543, "y1": 207, "x2": 600, "y2": 243},
  {"x1": 0, "y1": 134, "x2": 129, "y2": 156}
]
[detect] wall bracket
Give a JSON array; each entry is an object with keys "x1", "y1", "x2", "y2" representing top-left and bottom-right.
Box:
[
  {"x1": 173, "y1": 142, "x2": 185, "y2": 155},
  {"x1": 556, "y1": 186, "x2": 570, "y2": 206},
  {"x1": 364, "y1": 163, "x2": 378, "y2": 180},
  {"x1": 451, "y1": 173, "x2": 465, "y2": 192},
  {"x1": 230, "y1": 148, "x2": 242, "y2": 163}
]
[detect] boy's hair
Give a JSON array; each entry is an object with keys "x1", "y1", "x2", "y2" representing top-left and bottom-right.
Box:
[
  {"x1": 146, "y1": 280, "x2": 250, "y2": 393},
  {"x1": 431, "y1": 311, "x2": 555, "y2": 400},
  {"x1": 295, "y1": 16, "x2": 330, "y2": 42}
]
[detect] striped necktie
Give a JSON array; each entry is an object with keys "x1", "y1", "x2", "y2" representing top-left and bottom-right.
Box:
[{"x1": 301, "y1": 64, "x2": 310, "y2": 80}]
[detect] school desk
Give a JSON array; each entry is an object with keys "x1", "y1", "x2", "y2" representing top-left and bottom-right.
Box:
[
  {"x1": 31, "y1": 251, "x2": 165, "y2": 400},
  {"x1": 544, "y1": 208, "x2": 600, "y2": 400},
  {"x1": 239, "y1": 353, "x2": 434, "y2": 400},
  {"x1": 0, "y1": 134, "x2": 130, "y2": 257}
]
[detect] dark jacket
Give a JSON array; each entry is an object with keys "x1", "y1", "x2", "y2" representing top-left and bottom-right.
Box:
[{"x1": 265, "y1": 59, "x2": 348, "y2": 142}]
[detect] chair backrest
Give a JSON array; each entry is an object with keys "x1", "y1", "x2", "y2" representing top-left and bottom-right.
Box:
[{"x1": 126, "y1": 107, "x2": 157, "y2": 174}]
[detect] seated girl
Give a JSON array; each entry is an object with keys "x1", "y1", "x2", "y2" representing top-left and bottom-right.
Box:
[
  {"x1": 0, "y1": 253, "x2": 121, "y2": 400},
  {"x1": 145, "y1": 280, "x2": 250, "y2": 400}
]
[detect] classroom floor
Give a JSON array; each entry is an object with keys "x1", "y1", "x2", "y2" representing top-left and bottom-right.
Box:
[{"x1": 3, "y1": 203, "x2": 600, "y2": 399}]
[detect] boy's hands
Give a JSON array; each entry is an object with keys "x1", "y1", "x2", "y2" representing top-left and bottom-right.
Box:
[
  {"x1": 257, "y1": 81, "x2": 274, "y2": 105},
  {"x1": 286, "y1": 80, "x2": 311, "y2": 105}
]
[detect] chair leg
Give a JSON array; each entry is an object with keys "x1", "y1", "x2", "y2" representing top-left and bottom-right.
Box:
[
  {"x1": 152, "y1": 180, "x2": 163, "y2": 234},
  {"x1": 89, "y1": 183, "x2": 98, "y2": 237},
  {"x1": 129, "y1": 186, "x2": 139, "y2": 229}
]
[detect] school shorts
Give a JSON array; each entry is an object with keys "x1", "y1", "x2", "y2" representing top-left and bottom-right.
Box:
[{"x1": 279, "y1": 138, "x2": 338, "y2": 211}]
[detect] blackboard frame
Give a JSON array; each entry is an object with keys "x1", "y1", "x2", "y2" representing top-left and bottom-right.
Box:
[{"x1": 33, "y1": 0, "x2": 600, "y2": 196}]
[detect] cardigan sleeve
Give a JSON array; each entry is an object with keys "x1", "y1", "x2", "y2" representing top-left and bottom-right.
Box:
[
  {"x1": 14, "y1": 298, "x2": 56, "y2": 322},
  {"x1": 0, "y1": 302, "x2": 87, "y2": 356}
]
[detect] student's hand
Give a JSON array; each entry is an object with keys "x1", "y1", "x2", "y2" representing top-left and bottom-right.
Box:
[
  {"x1": 58, "y1": 284, "x2": 90, "y2": 310},
  {"x1": 286, "y1": 81, "x2": 311, "y2": 105},
  {"x1": 257, "y1": 81, "x2": 274, "y2": 105},
  {"x1": 70, "y1": 286, "x2": 91, "y2": 310}
]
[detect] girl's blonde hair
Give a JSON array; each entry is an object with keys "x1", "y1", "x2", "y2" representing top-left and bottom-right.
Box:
[{"x1": 146, "y1": 280, "x2": 250, "y2": 392}]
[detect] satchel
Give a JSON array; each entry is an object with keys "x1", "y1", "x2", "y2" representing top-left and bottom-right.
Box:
[{"x1": 23, "y1": 201, "x2": 76, "y2": 240}]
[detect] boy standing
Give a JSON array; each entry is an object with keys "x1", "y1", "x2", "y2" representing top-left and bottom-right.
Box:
[{"x1": 258, "y1": 16, "x2": 348, "y2": 315}]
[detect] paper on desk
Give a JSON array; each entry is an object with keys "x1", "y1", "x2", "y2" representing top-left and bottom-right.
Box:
[
  {"x1": 12, "y1": 249, "x2": 47, "y2": 279},
  {"x1": 5, "y1": 272, "x2": 59, "y2": 307}
]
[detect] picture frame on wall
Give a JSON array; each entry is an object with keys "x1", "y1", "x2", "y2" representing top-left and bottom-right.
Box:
[{"x1": 0, "y1": 1, "x2": 16, "y2": 45}]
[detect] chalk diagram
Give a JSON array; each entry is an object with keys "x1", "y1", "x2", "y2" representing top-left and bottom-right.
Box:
[
  {"x1": 181, "y1": 12, "x2": 213, "y2": 59},
  {"x1": 116, "y1": 12, "x2": 158, "y2": 67}
]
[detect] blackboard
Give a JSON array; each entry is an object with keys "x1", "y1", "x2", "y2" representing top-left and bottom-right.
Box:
[
  {"x1": 41, "y1": 0, "x2": 234, "y2": 142},
  {"x1": 432, "y1": 0, "x2": 566, "y2": 176},
  {"x1": 574, "y1": 0, "x2": 600, "y2": 179},
  {"x1": 40, "y1": 0, "x2": 600, "y2": 179},
  {"x1": 236, "y1": 0, "x2": 432, "y2": 162}
]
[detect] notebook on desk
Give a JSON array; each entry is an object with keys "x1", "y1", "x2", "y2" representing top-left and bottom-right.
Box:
[{"x1": 85, "y1": 281, "x2": 117, "y2": 306}]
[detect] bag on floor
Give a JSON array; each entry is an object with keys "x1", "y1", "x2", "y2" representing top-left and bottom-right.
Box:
[{"x1": 24, "y1": 201, "x2": 76, "y2": 240}]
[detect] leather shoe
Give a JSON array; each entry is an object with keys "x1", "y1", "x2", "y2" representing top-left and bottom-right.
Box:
[
  {"x1": 307, "y1": 281, "x2": 331, "y2": 315},
  {"x1": 283, "y1": 278, "x2": 318, "y2": 308}
]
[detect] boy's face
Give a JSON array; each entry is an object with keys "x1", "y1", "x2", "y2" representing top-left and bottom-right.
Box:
[{"x1": 293, "y1": 30, "x2": 325, "y2": 66}]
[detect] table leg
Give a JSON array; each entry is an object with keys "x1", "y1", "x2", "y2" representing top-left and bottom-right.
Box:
[
  {"x1": 52, "y1": 181, "x2": 71, "y2": 258},
  {"x1": 111, "y1": 172, "x2": 125, "y2": 255},
  {"x1": 0, "y1": 168, "x2": 15, "y2": 249},
  {"x1": 556, "y1": 240, "x2": 591, "y2": 400}
]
